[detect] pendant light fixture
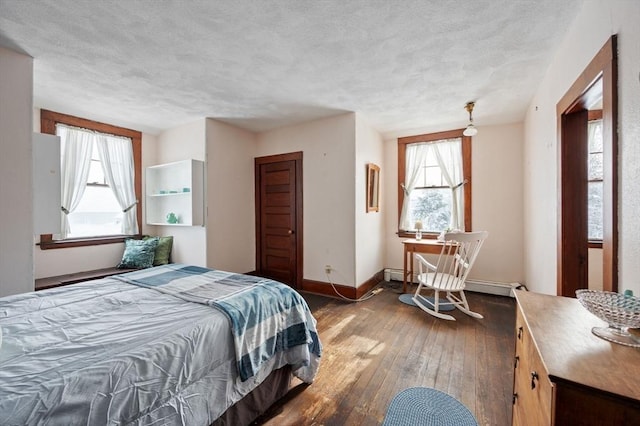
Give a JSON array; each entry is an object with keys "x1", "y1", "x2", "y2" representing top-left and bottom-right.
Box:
[{"x1": 463, "y1": 101, "x2": 478, "y2": 136}]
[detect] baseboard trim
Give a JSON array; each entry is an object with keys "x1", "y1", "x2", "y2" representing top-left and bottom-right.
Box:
[
  {"x1": 383, "y1": 268, "x2": 520, "y2": 297},
  {"x1": 302, "y1": 269, "x2": 384, "y2": 301},
  {"x1": 302, "y1": 279, "x2": 355, "y2": 299}
]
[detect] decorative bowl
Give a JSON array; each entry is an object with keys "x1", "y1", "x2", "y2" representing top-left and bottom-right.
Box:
[{"x1": 576, "y1": 289, "x2": 640, "y2": 347}]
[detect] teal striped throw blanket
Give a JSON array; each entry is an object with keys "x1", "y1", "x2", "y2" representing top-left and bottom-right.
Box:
[{"x1": 114, "y1": 264, "x2": 322, "y2": 381}]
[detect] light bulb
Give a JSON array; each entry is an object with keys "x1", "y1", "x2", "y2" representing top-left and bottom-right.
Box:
[{"x1": 463, "y1": 124, "x2": 477, "y2": 136}]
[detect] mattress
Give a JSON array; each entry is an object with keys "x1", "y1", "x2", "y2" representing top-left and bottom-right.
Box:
[{"x1": 0, "y1": 265, "x2": 321, "y2": 425}]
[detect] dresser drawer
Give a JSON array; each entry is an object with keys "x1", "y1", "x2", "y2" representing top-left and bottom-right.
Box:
[{"x1": 512, "y1": 306, "x2": 554, "y2": 426}]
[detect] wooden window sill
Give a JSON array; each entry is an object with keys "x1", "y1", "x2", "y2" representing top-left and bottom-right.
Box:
[
  {"x1": 38, "y1": 234, "x2": 140, "y2": 250},
  {"x1": 396, "y1": 231, "x2": 438, "y2": 239}
]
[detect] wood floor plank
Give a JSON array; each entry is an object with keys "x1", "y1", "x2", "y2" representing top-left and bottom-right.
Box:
[
  {"x1": 256, "y1": 282, "x2": 516, "y2": 426},
  {"x1": 338, "y1": 294, "x2": 409, "y2": 423}
]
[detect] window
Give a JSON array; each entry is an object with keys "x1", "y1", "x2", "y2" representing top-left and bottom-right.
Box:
[
  {"x1": 40, "y1": 110, "x2": 142, "y2": 249},
  {"x1": 588, "y1": 111, "x2": 603, "y2": 242},
  {"x1": 63, "y1": 135, "x2": 127, "y2": 238},
  {"x1": 398, "y1": 129, "x2": 472, "y2": 237}
]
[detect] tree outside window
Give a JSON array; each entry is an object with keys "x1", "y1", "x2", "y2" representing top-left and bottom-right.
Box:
[{"x1": 408, "y1": 187, "x2": 452, "y2": 232}]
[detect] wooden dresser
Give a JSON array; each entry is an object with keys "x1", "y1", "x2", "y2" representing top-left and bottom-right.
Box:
[{"x1": 512, "y1": 290, "x2": 640, "y2": 425}]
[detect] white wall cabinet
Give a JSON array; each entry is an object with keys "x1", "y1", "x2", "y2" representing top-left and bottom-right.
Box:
[
  {"x1": 145, "y1": 159, "x2": 204, "y2": 226},
  {"x1": 33, "y1": 132, "x2": 61, "y2": 235}
]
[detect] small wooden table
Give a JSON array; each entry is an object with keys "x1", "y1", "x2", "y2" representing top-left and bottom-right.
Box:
[{"x1": 402, "y1": 238, "x2": 446, "y2": 293}]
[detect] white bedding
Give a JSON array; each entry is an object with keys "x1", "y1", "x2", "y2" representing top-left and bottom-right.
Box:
[{"x1": 0, "y1": 271, "x2": 319, "y2": 425}]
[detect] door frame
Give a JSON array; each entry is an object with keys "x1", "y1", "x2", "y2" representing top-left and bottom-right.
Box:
[
  {"x1": 254, "y1": 151, "x2": 303, "y2": 289},
  {"x1": 557, "y1": 35, "x2": 617, "y2": 296}
]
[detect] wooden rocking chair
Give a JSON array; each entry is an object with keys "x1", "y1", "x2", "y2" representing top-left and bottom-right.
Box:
[{"x1": 413, "y1": 231, "x2": 488, "y2": 321}]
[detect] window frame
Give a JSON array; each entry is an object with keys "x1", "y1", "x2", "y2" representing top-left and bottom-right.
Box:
[
  {"x1": 397, "y1": 129, "x2": 472, "y2": 238},
  {"x1": 39, "y1": 109, "x2": 142, "y2": 249}
]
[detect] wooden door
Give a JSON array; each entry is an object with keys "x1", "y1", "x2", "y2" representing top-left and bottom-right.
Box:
[
  {"x1": 558, "y1": 109, "x2": 589, "y2": 297},
  {"x1": 255, "y1": 152, "x2": 303, "y2": 288}
]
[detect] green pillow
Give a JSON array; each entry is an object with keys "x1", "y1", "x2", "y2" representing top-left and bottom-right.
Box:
[
  {"x1": 117, "y1": 237, "x2": 159, "y2": 269},
  {"x1": 145, "y1": 235, "x2": 173, "y2": 266}
]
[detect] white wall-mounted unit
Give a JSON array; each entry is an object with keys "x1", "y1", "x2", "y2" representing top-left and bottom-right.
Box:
[
  {"x1": 33, "y1": 132, "x2": 61, "y2": 235},
  {"x1": 145, "y1": 159, "x2": 204, "y2": 226}
]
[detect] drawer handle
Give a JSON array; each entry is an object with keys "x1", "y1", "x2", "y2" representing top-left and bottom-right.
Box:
[
  {"x1": 512, "y1": 393, "x2": 518, "y2": 404},
  {"x1": 517, "y1": 326, "x2": 523, "y2": 340},
  {"x1": 531, "y1": 371, "x2": 539, "y2": 390},
  {"x1": 514, "y1": 356, "x2": 519, "y2": 368}
]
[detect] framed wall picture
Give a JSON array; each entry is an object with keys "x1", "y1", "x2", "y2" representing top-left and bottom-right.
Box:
[{"x1": 366, "y1": 163, "x2": 380, "y2": 212}]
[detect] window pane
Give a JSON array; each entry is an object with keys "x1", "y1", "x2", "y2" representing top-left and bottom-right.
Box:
[
  {"x1": 86, "y1": 159, "x2": 106, "y2": 184},
  {"x1": 588, "y1": 152, "x2": 603, "y2": 180},
  {"x1": 424, "y1": 166, "x2": 443, "y2": 186},
  {"x1": 588, "y1": 181, "x2": 603, "y2": 240},
  {"x1": 588, "y1": 120, "x2": 603, "y2": 153},
  {"x1": 67, "y1": 186, "x2": 123, "y2": 238},
  {"x1": 409, "y1": 188, "x2": 451, "y2": 232}
]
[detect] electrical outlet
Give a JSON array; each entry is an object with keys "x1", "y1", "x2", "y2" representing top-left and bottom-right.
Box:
[{"x1": 325, "y1": 265, "x2": 332, "y2": 274}]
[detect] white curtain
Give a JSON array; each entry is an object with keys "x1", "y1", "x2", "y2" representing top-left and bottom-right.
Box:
[
  {"x1": 95, "y1": 134, "x2": 138, "y2": 235},
  {"x1": 399, "y1": 143, "x2": 428, "y2": 230},
  {"x1": 57, "y1": 124, "x2": 93, "y2": 238},
  {"x1": 432, "y1": 139, "x2": 464, "y2": 230}
]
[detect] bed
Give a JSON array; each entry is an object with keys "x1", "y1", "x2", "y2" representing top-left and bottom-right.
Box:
[{"x1": 0, "y1": 264, "x2": 322, "y2": 425}]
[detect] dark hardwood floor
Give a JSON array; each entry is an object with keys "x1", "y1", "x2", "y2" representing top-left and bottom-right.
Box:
[{"x1": 257, "y1": 281, "x2": 516, "y2": 426}]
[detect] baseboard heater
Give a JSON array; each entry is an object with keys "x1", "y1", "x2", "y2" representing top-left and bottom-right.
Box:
[{"x1": 383, "y1": 268, "x2": 520, "y2": 298}]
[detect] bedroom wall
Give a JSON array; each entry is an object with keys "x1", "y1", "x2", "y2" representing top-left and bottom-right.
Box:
[
  {"x1": 205, "y1": 119, "x2": 257, "y2": 273},
  {"x1": 354, "y1": 113, "x2": 386, "y2": 286},
  {"x1": 150, "y1": 119, "x2": 207, "y2": 267},
  {"x1": 0, "y1": 47, "x2": 34, "y2": 297},
  {"x1": 256, "y1": 113, "x2": 358, "y2": 287},
  {"x1": 383, "y1": 122, "x2": 525, "y2": 284},
  {"x1": 523, "y1": 0, "x2": 640, "y2": 295}
]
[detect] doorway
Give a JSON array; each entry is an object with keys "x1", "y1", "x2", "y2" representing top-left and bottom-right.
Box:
[
  {"x1": 557, "y1": 36, "x2": 617, "y2": 297},
  {"x1": 254, "y1": 152, "x2": 303, "y2": 288}
]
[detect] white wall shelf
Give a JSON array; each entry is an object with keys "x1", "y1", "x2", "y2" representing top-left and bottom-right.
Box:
[{"x1": 145, "y1": 159, "x2": 204, "y2": 226}]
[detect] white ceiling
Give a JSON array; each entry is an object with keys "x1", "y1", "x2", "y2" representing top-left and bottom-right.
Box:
[{"x1": 0, "y1": 0, "x2": 582, "y2": 138}]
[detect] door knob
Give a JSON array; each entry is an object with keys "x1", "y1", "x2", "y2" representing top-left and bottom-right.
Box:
[{"x1": 288, "y1": 230, "x2": 294, "y2": 235}]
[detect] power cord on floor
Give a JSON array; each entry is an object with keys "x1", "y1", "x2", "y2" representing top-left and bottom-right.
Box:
[{"x1": 325, "y1": 271, "x2": 383, "y2": 302}]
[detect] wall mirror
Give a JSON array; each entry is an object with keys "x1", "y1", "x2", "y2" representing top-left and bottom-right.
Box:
[{"x1": 366, "y1": 163, "x2": 380, "y2": 212}]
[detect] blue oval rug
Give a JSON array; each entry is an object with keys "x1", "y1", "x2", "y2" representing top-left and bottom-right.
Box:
[
  {"x1": 398, "y1": 294, "x2": 455, "y2": 311},
  {"x1": 383, "y1": 387, "x2": 478, "y2": 426}
]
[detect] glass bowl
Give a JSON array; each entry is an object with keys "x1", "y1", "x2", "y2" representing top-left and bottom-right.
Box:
[{"x1": 576, "y1": 289, "x2": 640, "y2": 347}]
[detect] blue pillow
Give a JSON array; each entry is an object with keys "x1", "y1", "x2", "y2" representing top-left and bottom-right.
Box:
[{"x1": 117, "y1": 237, "x2": 159, "y2": 269}]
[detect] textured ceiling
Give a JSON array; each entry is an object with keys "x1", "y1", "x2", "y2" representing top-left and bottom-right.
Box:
[{"x1": 0, "y1": 0, "x2": 582, "y2": 137}]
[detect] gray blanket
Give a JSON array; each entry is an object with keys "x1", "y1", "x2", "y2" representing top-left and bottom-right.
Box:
[{"x1": 0, "y1": 269, "x2": 320, "y2": 425}]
